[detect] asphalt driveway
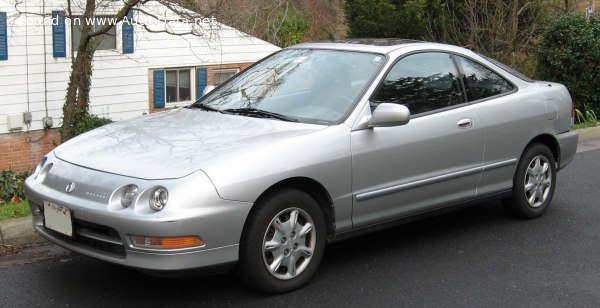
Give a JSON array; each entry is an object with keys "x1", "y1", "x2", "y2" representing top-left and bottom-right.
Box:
[{"x1": 1, "y1": 147, "x2": 599, "y2": 307}]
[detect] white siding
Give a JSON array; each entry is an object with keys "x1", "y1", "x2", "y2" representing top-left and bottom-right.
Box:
[{"x1": 0, "y1": 0, "x2": 280, "y2": 134}]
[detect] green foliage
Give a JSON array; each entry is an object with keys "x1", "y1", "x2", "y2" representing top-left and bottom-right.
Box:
[
  {"x1": 345, "y1": 0, "x2": 432, "y2": 39},
  {"x1": 61, "y1": 105, "x2": 113, "y2": 139},
  {"x1": 71, "y1": 114, "x2": 113, "y2": 137},
  {"x1": 268, "y1": 8, "x2": 310, "y2": 47},
  {"x1": 538, "y1": 14, "x2": 600, "y2": 114},
  {"x1": 575, "y1": 108, "x2": 598, "y2": 129},
  {"x1": 0, "y1": 170, "x2": 30, "y2": 204},
  {"x1": 0, "y1": 201, "x2": 31, "y2": 220}
]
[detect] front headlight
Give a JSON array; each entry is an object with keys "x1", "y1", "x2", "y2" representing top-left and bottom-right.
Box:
[
  {"x1": 121, "y1": 185, "x2": 138, "y2": 208},
  {"x1": 149, "y1": 187, "x2": 168, "y2": 211},
  {"x1": 34, "y1": 157, "x2": 47, "y2": 178}
]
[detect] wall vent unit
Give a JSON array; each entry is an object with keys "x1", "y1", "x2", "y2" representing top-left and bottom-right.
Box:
[{"x1": 7, "y1": 114, "x2": 23, "y2": 132}]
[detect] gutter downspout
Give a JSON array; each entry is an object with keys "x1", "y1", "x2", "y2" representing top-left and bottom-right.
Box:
[{"x1": 42, "y1": 0, "x2": 49, "y2": 119}]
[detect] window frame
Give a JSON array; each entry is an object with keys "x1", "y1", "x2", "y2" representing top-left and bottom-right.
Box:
[
  {"x1": 70, "y1": 15, "x2": 118, "y2": 53},
  {"x1": 451, "y1": 53, "x2": 518, "y2": 105},
  {"x1": 369, "y1": 50, "x2": 469, "y2": 119},
  {"x1": 164, "y1": 68, "x2": 193, "y2": 105},
  {"x1": 369, "y1": 50, "x2": 520, "y2": 119},
  {"x1": 212, "y1": 68, "x2": 240, "y2": 86}
]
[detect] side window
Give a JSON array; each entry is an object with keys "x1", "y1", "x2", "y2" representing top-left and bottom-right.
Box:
[
  {"x1": 457, "y1": 56, "x2": 514, "y2": 101},
  {"x1": 371, "y1": 52, "x2": 464, "y2": 115}
]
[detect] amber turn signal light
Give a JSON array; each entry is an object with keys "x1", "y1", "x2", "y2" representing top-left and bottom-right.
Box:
[{"x1": 131, "y1": 235, "x2": 204, "y2": 249}]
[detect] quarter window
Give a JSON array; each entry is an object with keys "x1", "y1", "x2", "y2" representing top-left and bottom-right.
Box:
[
  {"x1": 457, "y1": 56, "x2": 514, "y2": 101},
  {"x1": 371, "y1": 52, "x2": 464, "y2": 115},
  {"x1": 166, "y1": 69, "x2": 191, "y2": 103}
]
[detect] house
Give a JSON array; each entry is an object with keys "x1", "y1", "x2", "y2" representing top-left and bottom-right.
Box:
[{"x1": 0, "y1": 0, "x2": 280, "y2": 171}]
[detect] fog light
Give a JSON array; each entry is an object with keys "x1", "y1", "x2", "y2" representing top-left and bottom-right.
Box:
[
  {"x1": 130, "y1": 235, "x2": 204, "y2": 249},
  {"x1": 121, "y1": 185, "x2": 138, "y2": 208},
  {"x1": 149, "y1": 187, "x2": 168, "y2": 211}
]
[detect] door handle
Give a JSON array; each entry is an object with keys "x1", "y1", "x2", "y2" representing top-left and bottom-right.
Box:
[{"x1": 457, "y1": 118, "x2": 473, "y2": 129}]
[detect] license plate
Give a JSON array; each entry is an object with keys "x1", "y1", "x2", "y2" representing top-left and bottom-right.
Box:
[{"x1": 44, "y1": 201, "x2": 73, "y2": 237}]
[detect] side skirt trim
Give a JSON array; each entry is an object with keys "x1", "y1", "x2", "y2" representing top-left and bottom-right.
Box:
[
  {"x1": 355, "y1": 159, "x2": 517, "y2": 202},
  {"x1": 332, "y1": 190, "x2": 512, "y2": 243}
]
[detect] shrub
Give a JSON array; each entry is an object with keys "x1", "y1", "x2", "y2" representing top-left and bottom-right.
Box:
[
  {"x1": 0, "y1": 170, "x2": 30, "y2": 204},
  {"x1": 537, "y1": 14, "x2": 600, "y2": 114},
  {"x1": 71, "y1": 114, "x2": 113, "y2": 138}
]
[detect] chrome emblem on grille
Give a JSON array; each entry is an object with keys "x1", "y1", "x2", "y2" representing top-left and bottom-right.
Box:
[{"x1": 65, "y1": 182, "x2": 76, "y2": 193}]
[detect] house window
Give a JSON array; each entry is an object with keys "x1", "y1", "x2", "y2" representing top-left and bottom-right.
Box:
[
  {"x1": 166, "y1": 69, "x2": 191, "y2": 103},
  {"x1": 71, "y1": 16, "x2": 117, "y2": 51},
  {"x1": 213, "y1": 69, "x2": 239, "y2": 86}
]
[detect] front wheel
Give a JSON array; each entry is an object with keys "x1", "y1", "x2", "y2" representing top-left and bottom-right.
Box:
[
  {"x1": 502, "y1": 144, "x2": 557, "y2": 218},
  {"x1": 238, "y1": 188, "x2": 326, "y2": 293}
]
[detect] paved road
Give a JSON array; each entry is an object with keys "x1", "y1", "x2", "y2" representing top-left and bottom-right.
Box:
[{"x1": 1, "y1": 149, "x2": 599, "y2": 307}]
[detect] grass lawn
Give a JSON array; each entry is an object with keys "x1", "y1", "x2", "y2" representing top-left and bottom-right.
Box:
[
  {"x1": 575, "y1": 121, "x2": 599, "y2": 129},
  {"x1": 0, "y1": 201, "x2": 31, "y2": 220}
]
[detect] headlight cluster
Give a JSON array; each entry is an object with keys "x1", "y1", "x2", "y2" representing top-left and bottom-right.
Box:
[
  {"x1": 117, "y1": 185, "x2": 168, "y2": 211},
  {"x1": 34, "y1": 157, "x2": 47, "y2": 175},
  {"x1": 121, "y1": 185, "x2": 138, "y2": 208},
  {"x1": 150, "y1": 187, "x2": 168, "y2": 211},
  {"x1": 34, "y1": 157, "x2": 52, "y2": 182}
]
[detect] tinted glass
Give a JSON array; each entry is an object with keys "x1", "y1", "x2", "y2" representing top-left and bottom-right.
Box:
[
  {"x1": 457, "y1": 56, "x2": 514, "y2": 101},
  {"x1": 480, "y1": 54, "x2": 534, "y2": 82},
  {"x1": 371, "y1": 52, "x2": 463, "y2": 115},
  {"x1": 195, "y1": 49, "x2": 386, "y2": 124}
]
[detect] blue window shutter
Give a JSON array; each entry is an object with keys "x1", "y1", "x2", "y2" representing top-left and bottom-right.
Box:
[
  {"x1": 0, "y1": 12, "x2": 8, "y2": 60},
  {"x1": 153, "y1": 70, "x2": 165, "y2": 108},
  {"x1": 122, "y1": 10, "x2": 134, "y2": 54},
  {"x1": 52, "y1": 11, "x2": 66, "y2": 58},
  {"x1": 196, "y1": 67, "x2": 207, "y2": 98}
]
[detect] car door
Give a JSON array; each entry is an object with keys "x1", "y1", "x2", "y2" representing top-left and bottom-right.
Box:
[
  {"x1": 351, "y1": 52, "x2": 485, "y2": 228},
  {"x1": 452, "y1": 55, "x2": 524, "y2": 197}
]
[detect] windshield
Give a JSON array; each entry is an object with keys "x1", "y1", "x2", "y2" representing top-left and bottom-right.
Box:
[{"x1": 191, "y1": 49, "x2": 386, "y2": 124}]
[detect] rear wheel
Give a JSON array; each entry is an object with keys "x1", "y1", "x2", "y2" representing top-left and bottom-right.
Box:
[
  {"x1": 238, "y1": 188, "x2": 326, "y2": 293},
  {"x1": 503, "y1": 144, "x2": 556, "y2": 218}
]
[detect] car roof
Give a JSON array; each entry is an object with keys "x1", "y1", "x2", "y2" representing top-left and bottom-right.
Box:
[{"x1": 291, "y1": 39, "x2": 465, "y2": 54}]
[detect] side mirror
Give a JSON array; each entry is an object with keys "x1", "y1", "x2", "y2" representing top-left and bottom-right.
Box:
[
  {"x1": 202, "y1": 85, "x2": 215, "y2": 97},
  {"x1": 369, "y1": 103, "x2": 410, "y2": 128}
]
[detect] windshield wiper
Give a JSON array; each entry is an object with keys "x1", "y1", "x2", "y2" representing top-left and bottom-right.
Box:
[
  {"x1": 222, "y1": 108, "x2": 299, "y2": 122},
  {"x1": 188, "y1": 103, "x2": 226, "y2": 113}
]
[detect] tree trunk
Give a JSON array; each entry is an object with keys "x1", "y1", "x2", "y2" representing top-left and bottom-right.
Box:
[{"x1": 60, "y1": 0, "x2": 96, "y2": 142}]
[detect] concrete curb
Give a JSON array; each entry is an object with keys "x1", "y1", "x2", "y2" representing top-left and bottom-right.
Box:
[
  {"x1": 578, "y1": 125, "x2": 600, "y2": 142},
  {"x1": 0, "y1": 216, "x2": 44, "y2": 245},
  {"x1": 1, "y1": 125, "x2": 600, "y2": 246}
]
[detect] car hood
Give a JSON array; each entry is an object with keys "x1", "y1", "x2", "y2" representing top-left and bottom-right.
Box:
[{"x1": 54, "y1": 108, "x2": 327, "y2": 180}]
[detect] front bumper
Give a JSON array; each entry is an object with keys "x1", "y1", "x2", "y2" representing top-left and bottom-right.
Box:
[{"x1": 25, "y1": 155, "x2": 252, "y2": 271}]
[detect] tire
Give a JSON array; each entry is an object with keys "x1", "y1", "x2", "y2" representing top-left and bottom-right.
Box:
[
  {"x1": 237, "y1": 188, "x2": 326, "y2": 293},
  {"x1": 502, "y1": 143, "x2": 557, "y2": 219}
]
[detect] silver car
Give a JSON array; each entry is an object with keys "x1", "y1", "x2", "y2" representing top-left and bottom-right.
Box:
[{"x1": 25, "y1": 39, "x2": 578, "y2": 293}]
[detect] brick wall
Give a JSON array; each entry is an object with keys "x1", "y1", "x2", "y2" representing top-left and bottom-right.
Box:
[{"x1": 0, "y1": 129, "x2": 60, "y2": 172}]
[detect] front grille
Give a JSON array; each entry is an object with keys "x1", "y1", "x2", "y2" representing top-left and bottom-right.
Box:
[{"x1": 35, "y1": 202, "x2": 126, "y2": 258}]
